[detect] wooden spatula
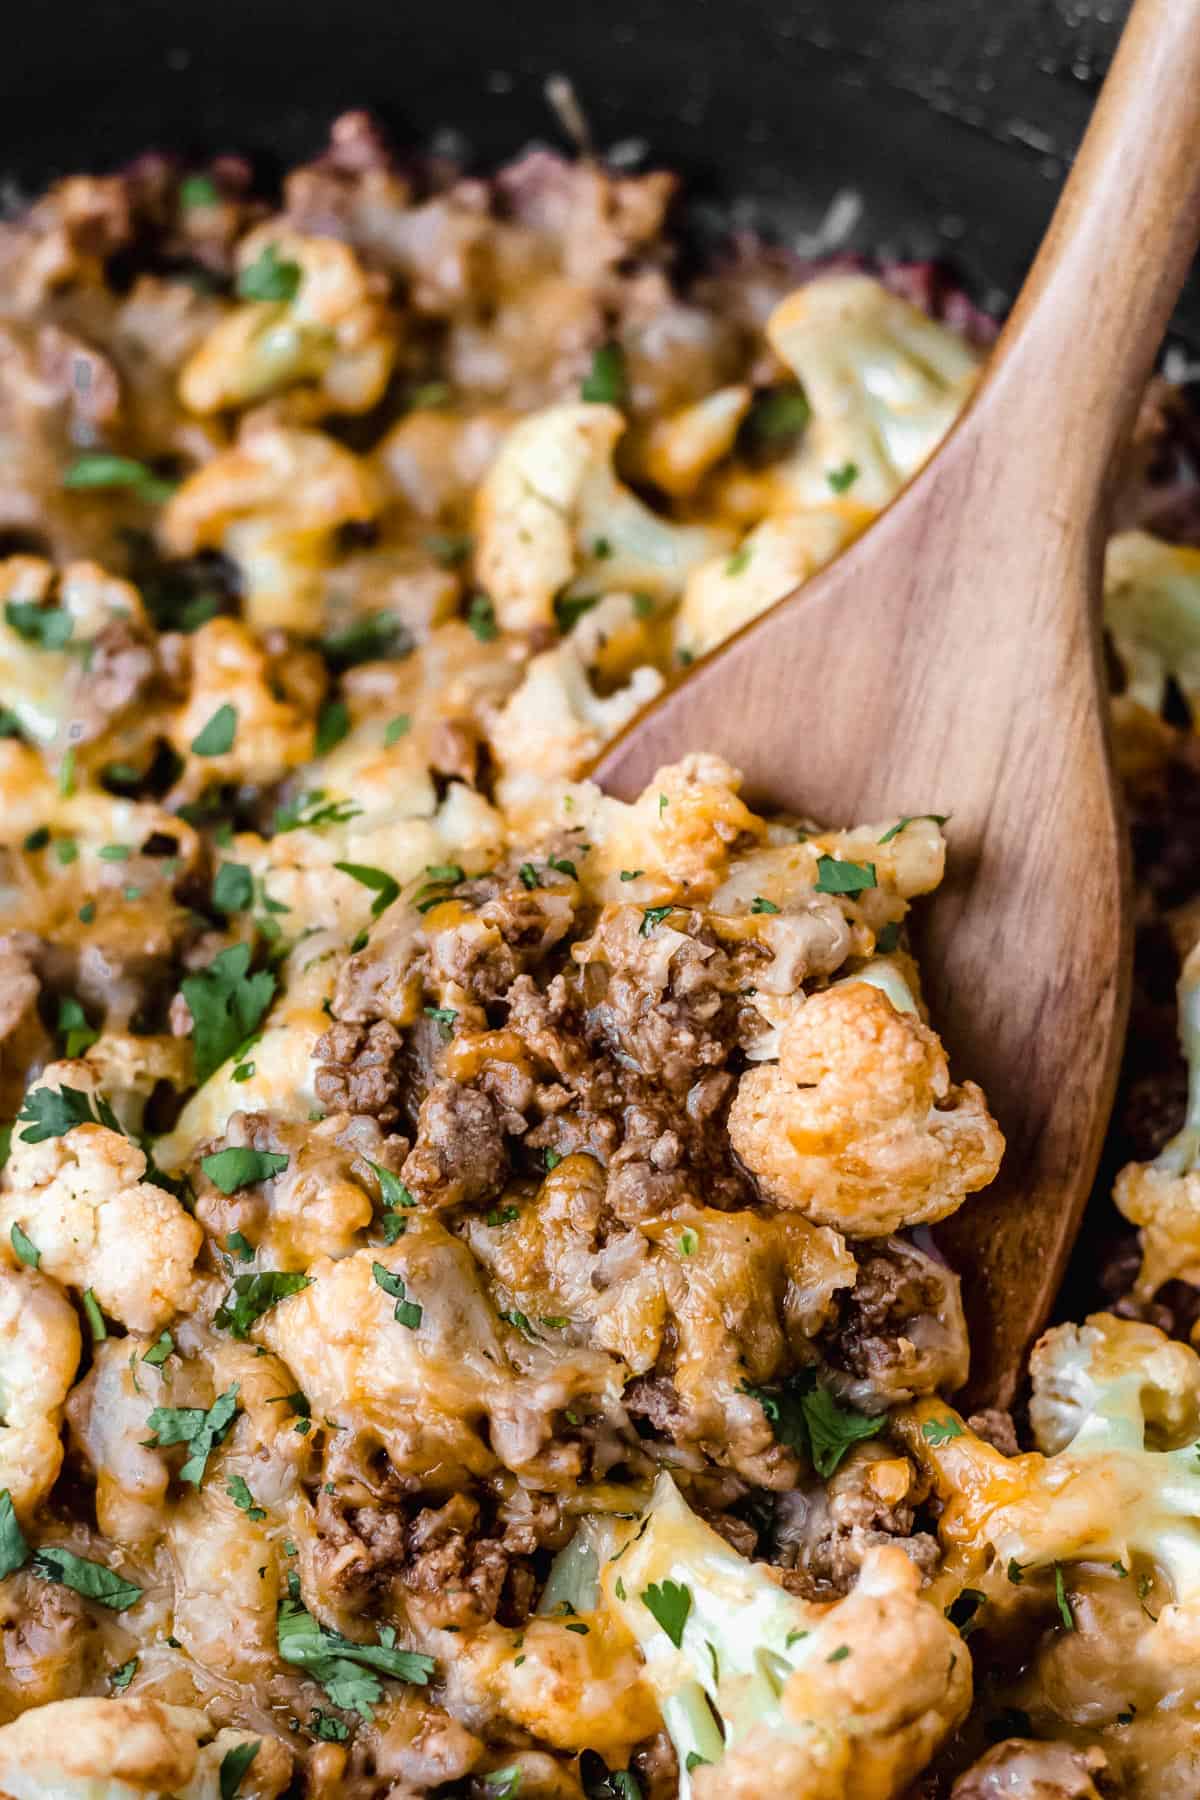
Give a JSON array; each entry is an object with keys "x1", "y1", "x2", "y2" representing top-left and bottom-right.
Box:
[{"x1": 594, "y1": 0, "x2": 1200, "y2": 1406}]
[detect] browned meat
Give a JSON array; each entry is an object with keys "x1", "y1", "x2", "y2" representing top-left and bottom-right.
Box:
[
  {"x1": 951, "y1": 1741, "x2": 1113, "y2": 1799},
  {"x1": 967, "y1": 1408, "x2": 1021, "y2": 1457},
  {"x1": 66, "y1": 612, "x2": 159, "y2": 746},
  {"x1": 822, "y1": 1236, "x2": 970, "y2": 1411},
  {"x1": 773, "y1": 1441, "x2": 939, "y2": 1601},
  {"x1": 314, "y1": 1019, "x2": 405, "y2": 1125},
  {"x1": 311, "y1": 1487, "x2": 408, "y2": 1605},
  {"x1": 632, "y1": 1731, "x2": 682, "y2": 1800},
  {"x1": 400, "y1": 1079, "x2": 508, "y2": 1209},
  {"x1": 36, "y1": 324, "x2": 122, "y2": 429},
  {"x1": 0, "y1": 1569, "x2": 99, "y2": 1712},
  {"x1": 494, "y1": 150, "x2": 677, "y2": 288},
  {"x1": 400, "y1": 1495, "x2": 532, "y2": 1629},
  {"x1": 575, "y1": 906, "x2": 761, "y2": 1089},
  {"x1": 0, "y1": 932, "x2": 51, "y2": 1116}
]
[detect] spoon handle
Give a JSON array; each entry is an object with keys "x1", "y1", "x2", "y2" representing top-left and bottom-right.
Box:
[{"x1": 985, "y1": 0, "x2": 1200, "y2": 506}]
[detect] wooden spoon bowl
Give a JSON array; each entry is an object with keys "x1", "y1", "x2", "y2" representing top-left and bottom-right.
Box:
[{"x1": 594, "y1": 0, "x2": 1200, "y2": 1406}]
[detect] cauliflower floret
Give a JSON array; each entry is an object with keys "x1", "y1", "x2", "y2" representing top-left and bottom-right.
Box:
[
  {"x1": 168, "y1": 1487, "x2": 283, "y2": 1685},
  {"x1": 2, "y1": 1060, "x2": 202, "y2": 1332},
  {"x1": 0, "y1": 1697, "x2": 290, "y2": 1800},
  {"x1": 728, "y1": 981, "x2": 1003, "y2": 1234},
  {"x1": 765, "y1": 273, "x2": 981, "y2": 512},
  {"x1": 448, "y1": 1613, "x2": 661, "y2": 1763},
  {"x1": 591, "y1": 753, "x2": 766, "y2": 904},
  {"x1": 488, "y1": 635, "x2": 664, "y2": 786},
  {"x1": 0, "y1": 1262, "x2": 80, "y2": 1520},
  {"x1": 474, "y1": 401, "x2": 728, "y2": 633},
  {"x1": 167, "y1": 615, "x2": 325, "y2": 797},
  {"x1": 676, "y1": 508, "x2": 852, "y2": 659},
  {"x1": 160, "y1": 421, "x2": 380, "y2": 634},
  {"x1": 0, "y1": 555, "x2": 154, "y2": 755},
  {"x1": 640, "y1": 383, "x2": 752, "y2": 498},
  {"x1": 1115, "y1": 939, "x2": 1200, "y2": 1297},
  {"x1": 601, "y1": 1473, "x2": 970, "y2": 1798},
  {"x1": 64, "y1": 1336, "x2": 184, "y2": 1545},
  {"x1": 180, "y1": 224, "x2": 396, "y2": 415},
  {"x1": 259, "y1": 1222, "x2": 624, "y2": 1489},
  {"x1": 1103, "y1": 529, "x2": 1200, "y2": 717},
  {"x1": 900, "y1": 1314, "x2": 1200, "y2": 1666}
]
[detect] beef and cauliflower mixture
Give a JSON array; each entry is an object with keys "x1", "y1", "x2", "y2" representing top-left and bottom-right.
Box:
[{"x1": 1, "y1": 110, "x2": 1200, "y2": 1799}]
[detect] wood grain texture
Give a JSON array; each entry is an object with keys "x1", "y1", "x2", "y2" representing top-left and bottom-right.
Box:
[{"x1": 594, "y1": 0, "x2": 1200, "y2": 1406}]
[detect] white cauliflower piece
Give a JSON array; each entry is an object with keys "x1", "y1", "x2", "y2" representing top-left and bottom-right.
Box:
[
  {"x1": 1115, "y1": 939, "x2": 1200, "y2": 1297},
  {"x1": 0, "y1": 1697, "x2": 290, "y2": 1800},
  {"x1": 168, "y1": 1486, "x2": 283, "y2": 1685},
  {"x1": 0, "y1": 556, "x2": 152, "y2": 752},
  {"x1": 1103, "y1": 529, "x2": 1200, "y2": 717},
  {"x1": 474, "y1": 401, "x2": 728, "y2": 633},
  {"x1": 167, "y1": 615, "x2": 325, "y2": 796},
  {"x1": 64, "y1": 1336, "x2": 186, "y2": 1545},
  {"x1": 0, "y1": 1262, "x2": 80, "y2": 1520},
  {"x1": 765, "y1": 273, "x2": 981, "y2": 512},
  {"x1": 488, "y1": 634, "x2": 664, "y2": 786},
  {"x1": 259, "y1": 1221, "x2": 624, "y2": 1489},
  {"x1": 180, "y1": 224, "x2": 396, "y2": 415},
  {"x1": 640, "y1": 383, "x2": 752, "y2": 497},
  {"x1": 601, "y1": 1473, "x2": 971, "y2": 1799},
  {"x1": 676, "y1": 508, "x2": 852, "y2": 659},
  {"x1": 902, "y1": 1313, "x2": 1200, "y2": 1668},
  {"x1": 728, "y1": 981, "x2": 1003, "y2": 1234},
  {"x1": 2, "y1": 1060, "x2": 202, "y2": 1332},
  {"x1": 160, "y1": 421, "x2": 380, "y2": 634}
]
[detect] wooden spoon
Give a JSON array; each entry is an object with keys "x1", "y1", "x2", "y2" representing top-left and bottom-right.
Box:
[{"x1": 594, "y1": 0, "x2": 1200, "y2": 1406}]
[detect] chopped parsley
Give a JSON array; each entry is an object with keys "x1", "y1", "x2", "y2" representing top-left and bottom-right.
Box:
[
  {"x1": 813, "y1": 855, "x2": 877, "y2": 895},
  {"x1": 921, "y1": 1417, "x2": 964, "y2": 1446},
  {"x1": 466, "y1": 593, "x2": 499, "y2": 641},
  {"x1": 678, "y1": 1227, "x2": 698, "y2": 1256},
  {"x1": 875, "y1": 921, "x2": 901, "y2": 953},
  {"x1": 22, "y1": 825, "x2": 49, "y2": 851},
  {"x1": 181, "y1": 944, "x2": 276, "y2": 1085},
  {"x1": 826, "y1": 461, "x2": 860, "y2": 493},
  {"x1": 218, "y1": 1740, "x2": 260, "y2": 1800},
  {"x1": 215, "y1": 1271, "x2": 312, "y2": 1339},
  {"x1": 236, "y1": 242, "x2": 301, "y2": 302},
  {"x1": 384, "y1": 714, "x2": 411, "y2": 746},
  {"x1": 554, "y1": 591, "x2": 600, "y2": 633},
  {"x1": 143, "y1": 1330, "x2": 175, "y2": 1367},
  {"x1": 9, "y1": 1222, "x2": 38, "y2": 1268},
  {"x1": 581, "y1": 342, "x2": 628, "y2": 406},
  {"x1": 619, "y1": 869, "x2": 644, "y2": 882},
  {"x1": 62, "y1": 453, "x2": 176, "y2": 504},
  {"x1": 145, "y1": 1385, "x2": 241, "y2": 1484},
  {"x1": 108, "y1": 1656, "x2": 139, "y2": 1691},
  {"x1": 1054, "y1": 1563, "x2": 1076, "y2": 1631},
  {"x1": 741, "y1": 1369, "x2": 883, "y2": 1476},
  {"x1": 946, "y1": 1588, "x2": 987, "y2": 1638},
  {"x1": 179, "y1": 172, "x2": 219, "y2": 208},
  {"x1": 191, "y1": 703, "x2": 237, "y2": 757},
  {"x1": 226, "y1": 1475, "x2": 266, "y2": 1520},
  {"x1": 5, "y1": 599, "x2": 73, "y2": 650},
  {"x1": 276, "y1": 1593, "x2": 435, "y2": 1717},
  {"x1": 212, "y1": 861, "x2": 253, "y2": 913},
  {"x1": 750, "y1": 895, "x2": 780, "y2": 914},
  {"x1": 639, "y1": 904, "x2": 676, "y2": 937},
  {"x1": 0, "y1": 1489, "x2": 29, "y2": 1580},
  {"x1": 335, "y1": 861, "x2": 400, "y2": 920},
  {"x1": 745, "y1": 382, "x2": 810, "y2": 447},
  {"x1": 320, "y1": 612, "x2": 411, "y2": 669},
  {"x1": 1007, "y1": 1558, "x2": 1025, "y2": 1585},
  {"x1": 725, "y1": 544, "x2": 752, "y2": 577},
  {"x1": 315, "y1": 698, "x2": 350, "y2": 756},
  {"x1": 32, "y1": 1546, "x2": 142, "y2": 1610},
  {"x1": 826, "y1": 1643, "x2": 852, "y2": 1662},
  {"x1": 640, "y1": 1578, "x2": 691, "y2": 1647},
  {"x1": 425, "y1": 530, "x2": 473, "y2": 567},
  {"x1": 544, "y1": 1149, "x2": 563, "y2": 1172},
  {"x1": 56, "y1": 996, "x2": 98, "y2": 1057},
  {"x1": 227, "y1": 1230, "x2": 254, "y2": 1261},
  {"x1": 310, "y1": 1710, "x2": 350, "y2": 1741},
  {"x1": 17, "y1": 1083, "x2": 119, "y2": 1142},
  {"x1": 424, "y1": 1006, "x2": 458, "y2": 1031},
  {"x1": 877, "y1": 813, "x2": 948, "y2": 845},
  {"x1": 519, "y1": 862, "x2": 539, "y2": 890},
  {"x1": 271, "y1": 789, "x2": 362, "y2": 834},
  {"x1": 372, "y1": 1262, "x2": 423, "y2": 1328},
  {"x1": 81, "y1": 1289, "x2": 108, "y2": 1343},
  {"x1": 201, "y1": 1146, "x2": 289, "y2": 1194}
]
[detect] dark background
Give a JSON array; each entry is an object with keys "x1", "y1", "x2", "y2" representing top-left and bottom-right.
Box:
[{"x1": 7, "y1": 0, "x2": 1190, "y2": 344}]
